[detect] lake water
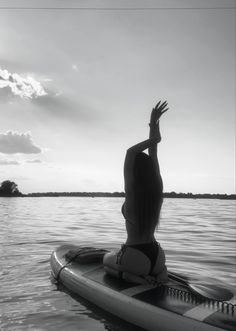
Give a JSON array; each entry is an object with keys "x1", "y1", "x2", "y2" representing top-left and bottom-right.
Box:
[{"x1": 0, "y1": 197, "x2": 235, "y2": 331}]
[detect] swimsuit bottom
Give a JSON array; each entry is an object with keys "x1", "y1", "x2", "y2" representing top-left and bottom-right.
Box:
[
  {"x1": 114, "y1": 241, "x2": 167, "y2": 279},
  {"x1": 124, "y1": 241, "x2": 159, "y2": 274}
]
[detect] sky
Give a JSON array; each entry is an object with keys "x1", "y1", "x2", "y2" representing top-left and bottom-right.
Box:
[{"x1": 0, "y1": 0, "x2": 235, "y2": 194}]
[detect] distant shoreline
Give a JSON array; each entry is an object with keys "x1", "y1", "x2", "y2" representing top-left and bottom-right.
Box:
[{"x1": 6, "y1": 192, "x2": 235, "y2": 200}]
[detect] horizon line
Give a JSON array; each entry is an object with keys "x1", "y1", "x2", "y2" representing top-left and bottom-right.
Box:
[{"x1": 25, "y1": 191, "x2": 235, "y2": 196}]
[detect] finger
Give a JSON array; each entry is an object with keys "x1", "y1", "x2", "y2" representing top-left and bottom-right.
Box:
[
  {"x1": 161, "y1": 108, "x2": 169, "y2": 115},
  {"x1": 158, "y1": 104, "x2": 167, "y2": 112},
  {"x1": 161, "y1": 100, "x2": 168, "y2": 106},
  {"x1": 161, "y1": 100, "x2": 168, "y2": 107},
  {"x1": 154, "y1": 100, "x2": 161, "y2": 109},
  {"x1": 159, "y1": 101, "x2": 168, "y2": 110}
]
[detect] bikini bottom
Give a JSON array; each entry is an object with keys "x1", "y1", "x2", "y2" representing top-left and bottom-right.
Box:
[
  {"x1": 103, "y1": 241, "x2": 168, "y2": 284},
  {"x1": 124, "y1": 241, "x2": 159, "y2": 274}
]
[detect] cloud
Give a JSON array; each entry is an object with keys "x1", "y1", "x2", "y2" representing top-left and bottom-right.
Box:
[
  {"x1": 0, "y1": 158, "x2": 42, "y2": 165},
  {"x1": 33, "y1": 93, "x2": 100, "y2": 123},
  {"x1": 0, "y1": 67, "x2": 47, "y2": 99},
  {"x1": 0, "y1": 68, "x2": 100, "y2": 124},
  {"x1": 0, "y1": 131, "x2": 42, "y2": 154},
  {"x1": 0, "y1": 159, "x2": 20, "y2": 165},
  {"x1": 25, "y1": 159, "x2": 42, "y2": 163}
]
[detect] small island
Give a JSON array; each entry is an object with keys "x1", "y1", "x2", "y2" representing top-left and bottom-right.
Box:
[
  {"x1": 0, "y1": 180, "x2": 235, "y2": 199},
  {"x1": 0, "y1": 180, "x2": 23, "y2": 197}
]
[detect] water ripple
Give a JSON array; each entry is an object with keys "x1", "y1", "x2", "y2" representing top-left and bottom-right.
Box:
[{"x1": 0, "y1": 197, "x2": 235, "y2": 330}]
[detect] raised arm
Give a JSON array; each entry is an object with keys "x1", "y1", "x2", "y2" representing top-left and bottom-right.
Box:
[
  {"x1": 124, "y1": 101, "x2": 168, "y2": 192},
  {"x1": 124, "y1": 137, "x2": 159, "y2": 191},
  {"x1": 148, "y1": 101, "x2": 168, "y2": 168}
]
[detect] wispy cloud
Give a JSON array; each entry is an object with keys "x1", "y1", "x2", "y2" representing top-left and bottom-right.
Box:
[
  {"x1": 25, "y1": 159, "x2": 42, "y2": 163},
  {"x1": 0, "y1": 67, "x2": 47, "y2": 99},
  {"x1": 33, "y1": 93, "x2": 100, "y2": 123},
  {"x1": 0, "y1": 159, "x2": 20, "y2": 165},
  {"x1": 0, "y1": 131, "x2": 42, "y2": 154},
  {"x1": 0, "y1": 158, "x2": 42, "y2": 165}
]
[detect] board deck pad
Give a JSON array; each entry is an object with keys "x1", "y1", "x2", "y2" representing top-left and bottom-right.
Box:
[
  {"x1": 84, "y1": 266, "x2": 236, "y2": 330},
  {"x1": 85, "y1": 267, "x2": 196, "y2": 313},
  {"x1": 85, "y1": 266, "x2": 134, "y2": 291},
  {"x1": 51, "y1": 245, "x2": 236, "y2": 331}
]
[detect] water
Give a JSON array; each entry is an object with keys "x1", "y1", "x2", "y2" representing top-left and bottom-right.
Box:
[{"x1": 0, "y1": 197, "x2": 235, "y2": 331}]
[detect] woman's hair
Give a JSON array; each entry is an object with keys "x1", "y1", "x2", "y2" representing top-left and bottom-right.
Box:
[{"x1": 133, "y1": 152, "x2": 163, "y2": 235}]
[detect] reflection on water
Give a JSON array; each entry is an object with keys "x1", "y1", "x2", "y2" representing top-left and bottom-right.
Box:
[{"x1": 0, "y1": 197, "x2": 235, "y2": 330}]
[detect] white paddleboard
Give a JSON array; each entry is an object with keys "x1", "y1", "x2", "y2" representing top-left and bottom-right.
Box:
[{"x1": 51, "y1": 245, "x2": 235, "y2": 331}]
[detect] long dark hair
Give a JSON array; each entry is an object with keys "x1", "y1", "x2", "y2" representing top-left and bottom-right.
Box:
[{"x1": 133, "y1": 152, "x2": 163, "y2": 235}]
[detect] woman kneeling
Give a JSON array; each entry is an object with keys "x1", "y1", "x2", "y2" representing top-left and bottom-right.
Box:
[{"x1": 103, "y1": 101, "x2": 169, "y2": 285}]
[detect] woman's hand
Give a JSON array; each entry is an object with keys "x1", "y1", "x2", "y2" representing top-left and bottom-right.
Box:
[{"x1": 150, "y1": 100, "x2": 168, "y2": 126}]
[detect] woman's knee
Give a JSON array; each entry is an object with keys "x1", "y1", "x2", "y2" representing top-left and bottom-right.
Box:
[
  {"x1": 103, "y1": 251, "x2": 123, "y2": 278},
  {"x1": 103, "y1": 251, "x2": 119, "y2": 269}
]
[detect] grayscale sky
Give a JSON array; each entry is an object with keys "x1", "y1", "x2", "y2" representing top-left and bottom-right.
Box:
[{"x1": 0, "y1": 0, "x2": 235, "y2": 194}]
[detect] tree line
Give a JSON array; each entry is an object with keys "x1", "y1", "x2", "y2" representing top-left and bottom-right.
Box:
[{"x1": 0, "y1": 180, "x2": 235, "y2": 199}]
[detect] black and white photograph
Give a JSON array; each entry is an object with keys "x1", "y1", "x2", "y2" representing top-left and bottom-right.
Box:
[{"x1": 0, "y1": 1, "x2": 235, "y2": 330}]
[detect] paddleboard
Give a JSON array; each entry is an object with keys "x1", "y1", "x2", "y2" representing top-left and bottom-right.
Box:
[{"x1": 51, "y1": 245, "x2": 235, "y2": 331}]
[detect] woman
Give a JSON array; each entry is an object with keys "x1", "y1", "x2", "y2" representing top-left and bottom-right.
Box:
[{"x1": 103, "y1": 101, "x2": 169, "y2": 284}]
